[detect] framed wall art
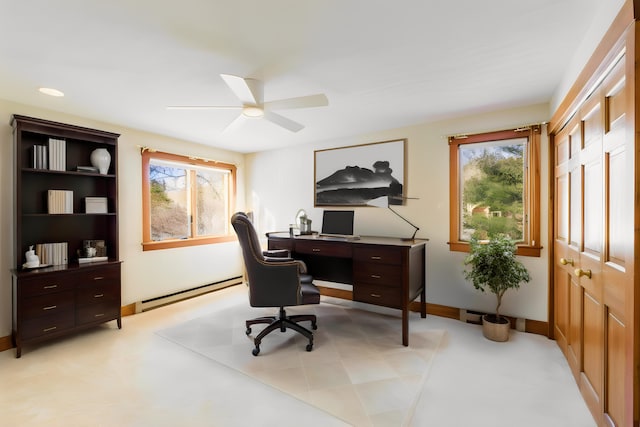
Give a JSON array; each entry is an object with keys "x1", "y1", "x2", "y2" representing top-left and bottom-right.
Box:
[{"x1": 314, "y1": 139, "x2": 406, "y2": 206}]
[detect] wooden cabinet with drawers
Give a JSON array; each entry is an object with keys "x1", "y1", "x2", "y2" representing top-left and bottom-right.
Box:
[
  {"x1": 12, "y1": 263, "x2": 121, "y2": 357},
  {"x1": 353, "y1": 246, "x2": 403, "y2": 309},
  {"x1": 10, "y1": 116, "x2": 121, "y2": 358}
]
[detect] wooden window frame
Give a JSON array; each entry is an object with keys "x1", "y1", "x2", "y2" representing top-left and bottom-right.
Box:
[
  {"x1": 141, "y1": 150, "x2": 236, "y2": 251},
  {"x1": 448, "y1": 126, "x2": 541, "y2": 257}
]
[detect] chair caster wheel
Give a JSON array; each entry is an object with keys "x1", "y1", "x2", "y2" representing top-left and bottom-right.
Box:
[
  {"x1": 306, "y1": 343, "x2": 313, "y2": 352},
  {"x1": 246, "y1": 327, "x2": 251, "y2": 335},
  {"x1": 252, "y1": 347, "x2": 260, "y2": 356}
]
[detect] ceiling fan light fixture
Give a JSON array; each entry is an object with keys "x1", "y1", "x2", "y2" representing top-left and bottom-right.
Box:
[{"x1": 242, "y1": 105, "x2": 264, "y2": 118}]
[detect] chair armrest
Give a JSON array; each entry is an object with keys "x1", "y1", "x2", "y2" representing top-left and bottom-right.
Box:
[
  {"x1": 263, "y1": 249, "x2": 290, "y2": 258},
  {"x1": 264, "y1": 257, "x2": 308, "y2": 274}
]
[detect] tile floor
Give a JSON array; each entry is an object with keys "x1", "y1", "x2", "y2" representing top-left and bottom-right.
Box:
[{"x1": 0, "y1": 284, "x2": 596, "y2": 427}]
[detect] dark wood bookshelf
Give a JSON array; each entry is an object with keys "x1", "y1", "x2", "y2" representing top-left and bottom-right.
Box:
[{"x1": 10, "y1": 115, "x2": 122, "y2": 357}]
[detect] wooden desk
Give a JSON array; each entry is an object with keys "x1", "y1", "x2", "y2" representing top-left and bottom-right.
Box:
[{"x1": 267, "y1": 234, "x2": 428, "y2": 346}]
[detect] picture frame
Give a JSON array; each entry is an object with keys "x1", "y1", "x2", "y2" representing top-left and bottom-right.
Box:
[
  {"x1": 85, "y1": 196, "x2": 108, "y2": 214},
  {"x1": 314, "y1": 139, "x2": 406, "y2": 206}
]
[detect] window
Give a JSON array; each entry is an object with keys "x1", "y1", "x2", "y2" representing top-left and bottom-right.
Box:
[
  {"x1": 449, "y1": 126, "x2": 541, "y2": 256},
  {"x1": 142, "y1": 150, "x2": 236, "y2": 251}
]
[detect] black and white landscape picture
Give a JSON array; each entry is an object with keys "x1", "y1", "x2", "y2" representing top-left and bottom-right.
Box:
[{"x1": 315, "y1": 139, "x2": 405, "y2": 206}]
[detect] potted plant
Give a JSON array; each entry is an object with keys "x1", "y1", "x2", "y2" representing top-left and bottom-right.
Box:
[{"x1": 463, "y1": 235, "x2": 530, "y2": 342}]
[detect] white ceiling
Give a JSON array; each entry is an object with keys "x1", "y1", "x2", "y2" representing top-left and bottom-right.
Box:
[{"x1": 0, "y1": 0, "x2": 610, "y2": 153}]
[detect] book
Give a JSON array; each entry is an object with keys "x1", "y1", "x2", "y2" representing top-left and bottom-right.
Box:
[
  {"x1": 47, "y1": 190, "x2": 73, "y2": 214},
  {"x1": 78, "y1": 256, "x2": 108, "y2": 264},
  {"x1": 48, "y1": 138, "x2": 66, "y2": 171},
  {"x1": 31, "y1": 145, "x2": 49, "y2": 169},
  {"x1": 34, "y1": 242, "x2": 68, "y2": 266},
  {"x1": 77, "y1": 166, "x2": 99, "y2": 173}
]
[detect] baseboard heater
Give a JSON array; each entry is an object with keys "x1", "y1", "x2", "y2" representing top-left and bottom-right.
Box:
[{"x1": 135, "y1": 276, "x2": 243, "y2": 313}]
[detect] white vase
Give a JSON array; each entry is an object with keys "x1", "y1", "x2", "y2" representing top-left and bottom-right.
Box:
[{"x1": 90, "y1": 148, "x2": 111, "y2": 174}]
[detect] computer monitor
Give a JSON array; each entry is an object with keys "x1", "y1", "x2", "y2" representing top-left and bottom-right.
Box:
[{"x1": 321, "y1": 210, "x2": 355, "y2": 236}]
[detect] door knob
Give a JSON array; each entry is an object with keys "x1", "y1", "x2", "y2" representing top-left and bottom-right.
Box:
[
  {"x1": 574, "y1": 268, "x2": 592, "y2": 279},
  {"x1": 560, "y1": 258, "x2": 574, "y2": 266}
]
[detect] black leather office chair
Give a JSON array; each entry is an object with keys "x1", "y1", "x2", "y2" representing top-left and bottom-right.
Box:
[{"x1": 231, "y1": 212, "x2": 320, "y2": 356}]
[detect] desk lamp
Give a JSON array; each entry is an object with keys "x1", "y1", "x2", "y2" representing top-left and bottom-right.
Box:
[{"x1": 366, "y1": 196, "x2": 419, "y2": 241}]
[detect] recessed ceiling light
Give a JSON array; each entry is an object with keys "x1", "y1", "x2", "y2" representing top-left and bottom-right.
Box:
[{"x1": 38, "y1": 87, "x2": 64, "y2": 97}]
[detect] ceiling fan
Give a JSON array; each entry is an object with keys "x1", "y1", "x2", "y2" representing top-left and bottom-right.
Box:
[{"x1": 168, "y1": 74, "x2": 329, "y2": 133}]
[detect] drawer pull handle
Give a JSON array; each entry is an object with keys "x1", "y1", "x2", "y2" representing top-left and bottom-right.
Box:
[
  {"x1": 94, "y1": 294, "x2": 104, "y2": 298},
  {"x1": 94, "y1": 313, "x2": 105, "y2": 318},
  {"x1": 370, "y1": 293, "x2": 381, "y2": 298},
  {"x1": 93, "y1": 276, "x2": 105, "y2": 280},
  {"x1": 43, "y1": 284, "x2": 58, "y2": 289},
  {"x1": 371, "y1": 274, "x2": 381, "y2": 279},
  {"x1": 43, "y1": 305, "x2": 57, "y2": 311},
  {"x1": 43, "y1": 326, "x2": 57, "y2": 332},
  {"x1": 312, "y1": 248, "x2": 321, "y2": 252},
  {"x1": 370, "y1": 256, "x2": 382, "y2": 260}
]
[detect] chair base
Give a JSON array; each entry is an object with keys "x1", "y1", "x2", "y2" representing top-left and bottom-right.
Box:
[{"x1": 245, "y1": 307, "x2": 317, "y2": 356}]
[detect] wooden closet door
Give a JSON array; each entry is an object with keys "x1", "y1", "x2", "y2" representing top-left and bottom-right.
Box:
[
  {"x1": 553, "y1": 54, "x2": 631, "y2": 426},
  {"x1": 578, "y1": 87, "x2": 605, "y2": 419},
  {"x1": 553, "y1": 118, "x2": 583, "y2": 378},
  {"x1": 599, "y1": 56, "x2": 631, "y2": 427}
]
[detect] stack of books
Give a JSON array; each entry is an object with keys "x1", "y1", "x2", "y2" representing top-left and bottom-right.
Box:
[
  {"x1": 31, "y1": 145, "x2": 48, "y2": 169},
  {"x1": 35, "y1": 242, "x2": 68, "y2": 266},
  {"x1": 48, "y1": 190, "x2": 73, "y2": 214},
  {"x1": 48, "y1": 138, "x2": 66, "y2": 171}
]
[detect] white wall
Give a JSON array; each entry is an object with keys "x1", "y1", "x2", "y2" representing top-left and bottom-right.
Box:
[
  {"x1": 246, "y1": 103, "x2": 550, "y2": 321},
  {"x1": 551, "y1": 0, "x2": 627, "y2": 111},
  {"x1": 0, "y1": 100, "x2": 246, "y2": 337}
]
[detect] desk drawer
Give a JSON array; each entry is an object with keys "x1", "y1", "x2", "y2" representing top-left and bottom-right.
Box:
[
  {"x1": 354, "y1": 283, "x2": 401, "y2": 309},
  {"x1": 268, "y1": 238, "x2": 294, "y2": 252},
  {"x1": 353, "y1": 246, "x2": 402, "y2": 265},
  {"x1": 22, "y1": 291, "x2": 75, "y2": 319},
  {"x1": 354, "y1": 263, "x2": 402, "y2": 287},
  {"x1": 295, "y1": 239, "x2": 352, "y2": 258}
]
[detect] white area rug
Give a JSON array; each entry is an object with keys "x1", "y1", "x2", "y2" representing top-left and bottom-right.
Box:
[{"x1": 157, "y1": 296, "x2": 444, "y2": 426}]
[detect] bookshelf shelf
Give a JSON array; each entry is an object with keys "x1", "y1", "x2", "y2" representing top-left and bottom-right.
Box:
[
  {"x1": 22, "y1": 167, "x2": 116, "y2": 177},
  {"x1": 22, "y1": 212, "x2": 117, "y2": 217}
]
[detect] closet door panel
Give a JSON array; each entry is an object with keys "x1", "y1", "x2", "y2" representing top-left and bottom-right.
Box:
[
  {"x1": 605, "y1": 311, "x2": 625, "y2": 425},
  {"x1": 568, "y1": 278, "x2": 583, "y2": 373},
  {"x1": 554, "y1": 264, "x2": 570, "y2": 350},
  {"x1": 581, "y1": 291, "x2": 603, "y2": 407}
]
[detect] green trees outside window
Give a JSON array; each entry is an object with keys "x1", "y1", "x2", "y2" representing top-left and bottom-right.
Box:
[
  {"x1": 449, "y1": 126, "x2": 541, "y2": 257},
  {"x1": 141, "y1": 150, "x2": 236, "y2": 251},
  {"x1": 460, "y1": 138, "x2": 526, "y2": 241}
]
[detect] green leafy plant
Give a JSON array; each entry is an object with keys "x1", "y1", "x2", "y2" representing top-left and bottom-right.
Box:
[{"x1": 463, "y1": 235, "x2": 530, "y2": 321}]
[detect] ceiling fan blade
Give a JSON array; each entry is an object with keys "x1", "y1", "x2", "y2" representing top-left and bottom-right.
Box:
[
  {"x1": 220, "y1": 74, "x2": 263, "y2": 105},
  {"x1": 222, "y1": 113, "x2": 247, "y2": 133},
  {"x1": 166, "y1": 105, "x2": 241, "y2": 110},
  {"x1": 263, "y1": 111, "x2": 304, "y2": 132},
  {"x1": 263, "y1": 94, "x2": 328, "y2": 110}
]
